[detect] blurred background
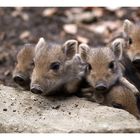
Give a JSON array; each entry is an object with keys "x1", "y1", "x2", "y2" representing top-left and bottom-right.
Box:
[{"x1": 0, "y1": 7, "x2": 140, "y2": 88}]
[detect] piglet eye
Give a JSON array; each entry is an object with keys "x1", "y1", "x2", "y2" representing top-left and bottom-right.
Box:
[
  {"x1": 112, "y1": 102, "x2": 124, "y2": 109},
  {"x1": 30, "y1": 61, "x2": 34, "y2": 66},
  {"x1": 86, "y1": 63, "x2": 92, "y2": 71},
  {"x1": 50, "y1": 62, "x2": 60, "y2": 70},
  {"x1": 108, "y1": 61, "x2": 115, "y2": 69},
  {"x1": 128, "y1": 37, "x2": 132, "y2": 45}
]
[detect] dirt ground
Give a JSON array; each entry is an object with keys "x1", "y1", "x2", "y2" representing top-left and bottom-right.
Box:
[{"x1": 0, "y1": 7, "x2": 140, "y2": 88}]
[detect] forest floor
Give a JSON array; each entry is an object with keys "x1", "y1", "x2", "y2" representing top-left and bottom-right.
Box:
[{"x1": 0, "y1": 7, "x2": 140, "y2": 88}]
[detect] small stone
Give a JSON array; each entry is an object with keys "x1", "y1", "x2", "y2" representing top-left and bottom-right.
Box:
[
  {"x1": 31, "y1": 96, "x2": 38, "y2": 101},
  {"x1": 3, "y1": 108, "x2": 7, "y2": 111},
  {"x1": 11, "y1": 97, "x2": 16, "y2": 101},
  {"x1": 11, "y1": 103, "x2": 14, "y2": 106},
  {"x1": 52, "y1": 105, "x2": 61, "y2": 110},
  {"x1": 28, "y1": 107, "x2": 32, "y2": 110}
]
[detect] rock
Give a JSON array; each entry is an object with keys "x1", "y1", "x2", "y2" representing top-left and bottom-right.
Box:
[{"x1": 0, "y1": 85, "x2": 140, "y2": 133}]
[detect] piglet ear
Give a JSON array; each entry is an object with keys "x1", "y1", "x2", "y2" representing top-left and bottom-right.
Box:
[
  {"x1": 111, "y1": 38, "x2": 125, "y2": 60},
  {"x1": 123, "y1": 19, "x2": 134, "y2": 34},
  {"x1": 62, "y1": 39, "x2": 78, "y2": 59},
  {"x1": 35, "y1": 37, "x2": 47, "y2": 54},
  {"x1": 79, "y1": 43, "x2": 90, "y2": 61}
]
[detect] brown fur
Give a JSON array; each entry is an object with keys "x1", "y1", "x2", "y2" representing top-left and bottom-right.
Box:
[
  {"x1": 79, "y1": 43, "x2": 140, "y2": 118},
  {"x1": 86, "y1": 47, "x2": 122, "y2": 90},
  {"x1": 13, "y1": 44, "x2": 35, "y2": 89},
  {"x1": 104, "y1": 84, "x2": 140, "y2": 119},
  {"x1": 123, "y1": 20, "x2": 140, "y2": 64},
  {"x1": 31, "y1": 38, "x2": 86, "y2": 95}
]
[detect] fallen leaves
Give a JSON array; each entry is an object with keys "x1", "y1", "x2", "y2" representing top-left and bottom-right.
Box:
[
  {"x1": 76, "y1": 35, "x2": 89, "y2": 44},
  {"x1": 0, "y1": 32, "x2": 6, "y2": 41},
  {"x1": 63, "y1": 24, "x2": 78, "y2": 35},
  {"x1": 65, "y1": 9, "x2": 97, "y2": 24},
  {"x1": 19, "y1": 31, "x2": 31, "y2": 40},
  {"x1": 0, "y1": 50, "x2": 9, "y2": 65},
  {"x1": 11, "y1": 7, "x2": 29, "y2": 21},
  {"x1": 42, "y1": 8, "x2": 57, "y2": 17}
]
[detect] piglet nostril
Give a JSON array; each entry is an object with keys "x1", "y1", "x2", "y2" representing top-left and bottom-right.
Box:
[
  {"x1": 13, "y1": 75, "x2": 26, "y2": 85},
  {"x1": 31, "y1": 88, "x2": 43, "y2": 94},
  {"x1": 95, "y1": 83, "x2": 107, "y2": 91},
  {"x1": 31, "y1": 85, "x2": 43, "y2": 94}
]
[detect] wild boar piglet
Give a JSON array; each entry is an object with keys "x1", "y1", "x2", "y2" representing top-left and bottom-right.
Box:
[
  {"x1": 104, "y1": 84, "x2": 140, "y2": 119},
  {"x1": 79, "y1": 39, "x2": 139, "y2": 103},
  {"x1": 31, "y1": 38, "x2": 87, "y2": 95},
  {"x1": 123, "y1": 19, "x2": 140, "y2": 70},
  {"x1": 13, "y1": 44, "x2": 35, "y2": 89},
  {"x1": 78, "y1": 42, "x2": 140, "y2": 118}
]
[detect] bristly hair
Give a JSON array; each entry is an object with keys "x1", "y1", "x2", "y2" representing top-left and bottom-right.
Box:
[
  {"x1": 88, "y1": 47, "x2": 114, "y2": 65},
  {"x1": 132, "y1": 25, "x2": 140, "y2": 44}
]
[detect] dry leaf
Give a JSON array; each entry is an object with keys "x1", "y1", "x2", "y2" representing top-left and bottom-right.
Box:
[
  {"x1": 93, "y1": 25, "x2": 108, "y2": 34},
  {"x1": 21, "y1": 13, "x2": 29, "y2": 21},
  {"x1": 0, "y1": 32, "x2": 6, "y2": 41},
  {"x1": 4, "y1": 70, "x2": 11, "y2": 76},
  {"x1": 93, "y1": 8, "x2": 104, "y2": 17},
  {"x1": 76, "y1": 35, "x2": 89, "y2": 44},
  {"x1": 42, "y1": 8, "x2": 57, "y2": 17},
  {"x1": 106, "y1": 6, "x2": 119, "y2": 11},
  {"x1": 20, "y1": 31, "x2": 31, "y2": 40},
  {"x1": 63, "y1": 24, "x2": 77, "y2": 35}
]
